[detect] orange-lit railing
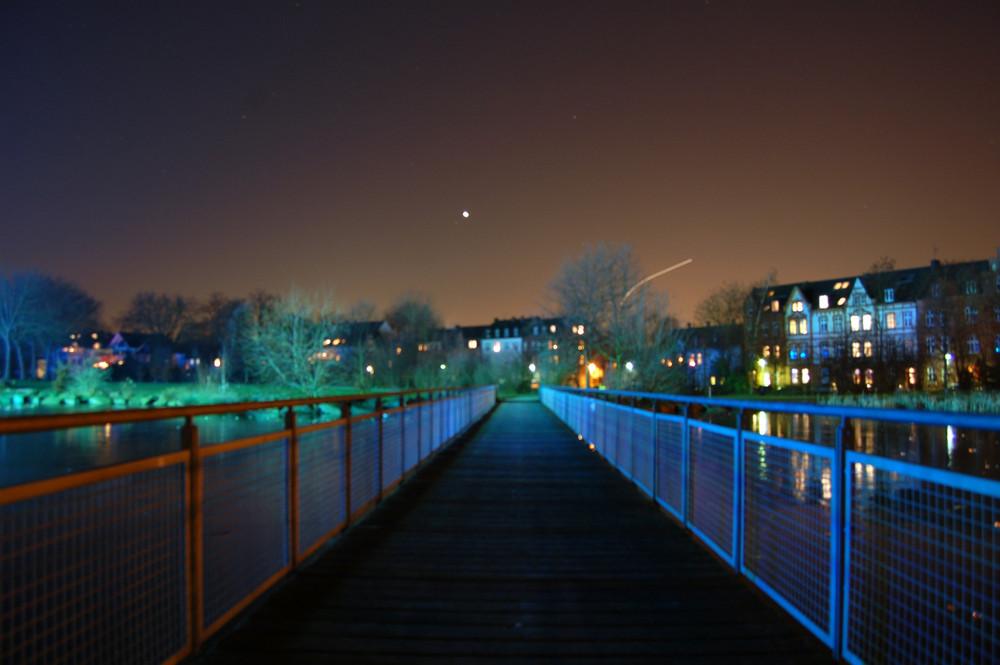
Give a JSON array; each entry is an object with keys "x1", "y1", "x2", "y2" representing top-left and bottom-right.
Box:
[{"x1": 0, "y1": 386, "x2": 496, "y2": 664}]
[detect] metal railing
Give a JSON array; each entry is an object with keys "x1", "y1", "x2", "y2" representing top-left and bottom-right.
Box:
[
  {"x1": 541, "y1": 385, "x2": 1000, "y2": 665},
  {"x1": 0, "y1": 385, "x2": 496, "y2": 664}
]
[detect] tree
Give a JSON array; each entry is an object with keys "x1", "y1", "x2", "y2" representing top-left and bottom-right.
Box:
[
  {"x1": 0, "y1": 268, "x2": 100, "y2": 380},
  {"x1": 119, "y1": 292, "x2": 197, "y2": 344},
  {"x1": 544, "y1": 241, "x2": 682, "y2": 391},
  {"x1": 238, "y1": 288, "x2": 344, "y2": 396},
  {"x1": 694, "y1": 281, "x2": 751, "y2": 327},
  {"x1": 383, "y1": 293, "x2": 443, "y2": 388}
]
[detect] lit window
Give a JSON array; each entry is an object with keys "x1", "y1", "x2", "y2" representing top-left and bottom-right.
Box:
[
  {"x1": 852, "y1": 342, "x2": 861, "y2": 358},
  {"x1": 771, "y1": 300, "x2": 780, "y2": 312},
  {"x1": 862, "y1": 314, "x2": 872, "y2": 331},
  {"x1": 789, "y1": 346, "x2": 798, "y2": 360},
  {"x1": 492, "y1": 341, "x2": 501, "y2": 353},
  {"x1": 800, "y1": 319, "x2": 808, "y2": 334},
  {"x1": 865, "y1": 369, "x2": 874, "y2": 388},
  {"x1": 774, "y1": 345, "x2": 780, "y2": 358},
  {"x1": 886, "y1": 313, "x2": 895, "y2": 329},
  {"x1": 863, "y1": 341, "x2": 873, "y2": 357},
  {"x1": 837, "y1": 297, "x2": 847, "y2": 306},
  {"x1": 791, "y1": 368, "x2": 800, "y2": 384},
  {"x1": 850, "y1": 315, "x2": 861, "y2": 332},
  {"x1": 763, "y1": 345, "x2": 771, "y2": 358},
  {"x1": 907, "y1": 367, "x2": 917, "y2": 385},
  {"x1": 792, "y1": 301, "x2": 804, "y2": 312},
  {"x1": 967, "y1": 336, "x2": 980, "y2": 354},
  {"x1": 820, "y1": 343, "x2": 829, "y2": 358},
  {"x1": 853, "y1": 369, "x2": 862, "y2": 385},
  {"x1": 801, "y1": 368, "x2": 810, "y2": 384},
  {"x1": 468, "y1": 340, "x2": 478, "y2": 350},
  {"x1": 550, "y1": 324, "x2": 557, "y2": 333},
  {"x1": 789, "y1": 320, "x2": 798, "y2": 335},
  {"x1": 696, "y1": 353, "x2": 703, "y2": 365},
  {"x1": 818, "y1": 295, "x2": 829, "y2": 309}
]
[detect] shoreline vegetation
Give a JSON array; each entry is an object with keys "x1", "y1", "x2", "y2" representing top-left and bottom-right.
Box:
[{"x1": 2, "y1": 380, "x2": 998, "y2": 415}]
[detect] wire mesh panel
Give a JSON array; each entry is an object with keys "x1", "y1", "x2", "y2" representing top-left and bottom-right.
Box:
[
  {"x1": 349, "y1": 418, "x2": 379, "y2": 515},
  {"x1": 743, "y1": 433, "x2": 834, "y2": 646},
  {"x1": 1, "y1": 464, "x2": 188, "y2": 665},
  {"x1": 845, "y1": 454, "x2": 1000, "y2": 665},
  {"x1": 688, "y1": 422, "x2": 737, "y2": 564},
  {"x1": 610, "y1": 403, "x2": 633, "y2": 478},
  {"x1": 381, "y1": 412, "x2": 403, "y2": 491},
  {"x1": 404, "y1": 408, "x2": 420, "y2": 473},
  {"x1": 632, "y1": 409, "x2": 654, "y2": 497},
  {"x1": 202, "y1": 439, "x2": 289, "y2": 631},
  {"x1": 297, "y1": 425, "x2": 346, "y2": 555},
  {"x1": 655, "y1": 414, "x2": 685, "y2": 519}
]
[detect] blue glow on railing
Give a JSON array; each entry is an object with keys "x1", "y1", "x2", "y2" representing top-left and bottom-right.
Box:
[{"x1": 540, "y1": 385, "x2": 1000, "y2": 665}]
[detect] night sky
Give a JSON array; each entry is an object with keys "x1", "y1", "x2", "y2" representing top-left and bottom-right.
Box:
[{"x1": 3, "y1": 1, "x2": 998, "y2": 327}]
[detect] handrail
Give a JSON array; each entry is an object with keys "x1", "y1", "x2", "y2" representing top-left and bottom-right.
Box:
[
  {"x1": 0, "y1": 384, "x2": 498, "y2": 664},
  {"x1": 561, "y1": 386, "x2": 1000, "y2": 431},
  {"x1": 541, "y1": 385, "x2": 1000, "y2": 665},
  {"x1": 0, "y1": 386, "x2": 485, "y2": 434}
]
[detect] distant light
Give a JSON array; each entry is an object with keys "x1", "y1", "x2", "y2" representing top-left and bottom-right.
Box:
[
  {"x1": 462, "y1": 210, "x2": 469, "y2": 218},
  {"x1": 468, "y1": 340, "x2": 478, "y2": 350},
  {"x1": 365, "y1": 365, "x2": 374, "y2": 374},
  {"x1": 625, "y1": 361, "x2": 634, "y2": 371},
  {"x1": 529, "y1": 363, "x2": 536, "y2": 372},
  {"x1": 440, "y1": 364, "x2": 447, "y2": 370},
  {"x1": 213, "y1": 358, "x2": 222, "y2": 368}
]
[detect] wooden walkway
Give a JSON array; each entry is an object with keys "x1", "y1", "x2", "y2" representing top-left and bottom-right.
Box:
[{"x1": 194, "y1": 399, "x2": 832, "y2": 664}]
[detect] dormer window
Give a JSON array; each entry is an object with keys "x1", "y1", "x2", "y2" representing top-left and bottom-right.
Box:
[
  {"x1": 771, "y1": 300, "x2": 780, "y2": 312},
  {"x1": 884, "y1": 288, "x2": 894, "y2": 303},
  {"x1": 791, "y1": 301, "x2": 804, "y2": 312},
  {"x1": 818, "y1": 295, "x2": 829, "y2": 309}
]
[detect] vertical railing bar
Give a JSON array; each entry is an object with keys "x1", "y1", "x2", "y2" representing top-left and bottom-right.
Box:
[
  {"x1": 651, "y1": 398, "x2": 659, "y2": 504},
  {"x1": 286, "y1": 409, "x2": 300, "y2": 567},
  {"x1": 400, "y1": 394, "x2": 406, "y2": 480},
  {"x1": 682, "y1": 402, "x2": 691, "y2": 527},
  {"x1": 376, "y1": 397, "x2": 384, "y2": 501},
  {"x1": 734, "y1": 407, "x2": 745, "y2": 573},
  {"x1": 630, "y1": 395, "x2": 637, "y2": 482},
  {"x1": 343, "y1": 401, "x2": 353, "y2": 524},
  {"x1": 181, "y1": 416, "x2": 204, "y2": 654},
  {"x1": 832, "y1": 415, "x2": 848, "y2": 661}
]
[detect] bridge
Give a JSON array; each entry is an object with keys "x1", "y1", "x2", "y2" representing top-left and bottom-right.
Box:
[{"x1": 2, "y1": 386, "x2": 999, "y2": 664}]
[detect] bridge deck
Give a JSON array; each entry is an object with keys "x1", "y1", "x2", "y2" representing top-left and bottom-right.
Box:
[{"x1": 195, "y1": 399, "x2": 831, "y2": 664}]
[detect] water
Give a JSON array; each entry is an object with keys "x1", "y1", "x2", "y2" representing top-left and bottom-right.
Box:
[{"x1": 0, "y1": 408, "x2": 342, "y2": 488}]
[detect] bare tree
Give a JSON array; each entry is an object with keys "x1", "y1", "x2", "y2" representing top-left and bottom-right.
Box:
[
  {"x1": 239, "y1": 288, "x2": 344, "y2": 396},
  {"x1": 384, "y1": 292, "x2": 442, "y2": 388},
  {"x1": 119, "y1": 292, "x2": 197, "y2": 344},
  {"x1": 545, "y1": 241, "x2": 681, "y2": 391},
  {"x1": 694, "y1": 281, "x2": 751, "y2": 326}
]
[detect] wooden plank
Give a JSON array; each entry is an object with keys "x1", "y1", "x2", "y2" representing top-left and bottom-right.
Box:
[{"x1": 192, "y1": 400, "x2": 831, "y2": 664}]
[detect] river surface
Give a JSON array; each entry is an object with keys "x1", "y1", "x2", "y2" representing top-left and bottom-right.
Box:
[{"x1": 2, "y1": 404, "x2": 998, "y2": 487}]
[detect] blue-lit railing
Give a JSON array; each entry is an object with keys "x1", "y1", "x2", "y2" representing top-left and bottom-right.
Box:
[
  {"x1": 541, "y1": 385, "x2": 1000, "y2": 665},
  {"x1": 0, "y1": 385, "x2": 496, "y2": 665}
]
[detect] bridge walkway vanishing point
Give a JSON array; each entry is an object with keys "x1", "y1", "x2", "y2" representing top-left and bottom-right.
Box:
[{"x1": 193, "y1": 399, "x2": 832, "y2": 664}]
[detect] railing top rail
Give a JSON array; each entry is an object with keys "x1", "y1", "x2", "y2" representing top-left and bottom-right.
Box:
[
  {"x1": 0, "y1": 385, "x2": 494, "y2": 436},
  {"x1": 547, "y1": 385, "x2": 1000, "y2": 431}
]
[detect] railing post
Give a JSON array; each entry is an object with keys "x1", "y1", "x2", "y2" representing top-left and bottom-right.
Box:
[
  {"x1": 682, "y1": 402, "x2": 691, "y2": 527},
  {"x1": 630, "y1": 396, "x2": 637, "y2": 481},
  {"x1": 375, "y1": 397, "x2": 384, "y2": 502},
  {"x1": 181, "y1": 417, "x2": 204, "y2": 654},
  {"x1": 651, "y1": 398, "x2": 659, "y2": 504},
  {"x1": 832, "y1": 416, "x2": 848, "y2": 661},
  {"x1": 343, "y1": 401, "x2": 353, "y2": 524},
  {"x1": 286, "y1": 409, "x2": 300, "y2": 567},
  {"x1": 734, "y1": 407, "x2": 745, "y2": 574}
]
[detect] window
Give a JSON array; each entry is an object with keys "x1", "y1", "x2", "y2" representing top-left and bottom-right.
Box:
[
  {"x1": 926, "y1": 311, "x2": 935, "y2": 327},
  {"x1": 865, "y1": 369, "x2": 874, "y2": 388},
  {"x1": 492, "y1": 341, "x2": 501, "y2": 353},
  {"x1": 834, "y1": 315, "x2": 843, "y2": 332},
  {"x1": 818, "y1": 295, "x2": 829, "y2": 309},
  {"x1": 940, "y1": 311, "x2": 947, "y2": 326},
  {"x1": 789, "y1": 320, "x2": 798, "y2": 335},
  {"x1": 801, "y1": 368, "x2": 810, "y2": 384},
  {"x1": 903, "y1": 312, "x2": 914, "y2": 328},
  {"x1": 791, "y1": 301, "x2": 804, "y2": 312},
  {"x1": 468, "y1": 340, "x2": 478, "y2": 350},
  {"x1": 853, "y1": 369, "x2": 862, "y2": 385},
  {"x1": 995, "y1": 305, "x2": 1000, "y2": 322},
  {"x1": 942, "y1": 336, "x2": 950, "y2": 353},
  {"x1": 886, "y1": 313, "x2": 896, "y2": 329},
  {"x1": 800, "y1": 319, "x2": 808, "y2": 334},
  {"x1": 821, "y1": 367, "x2": 830, "y2": 384},
  {"x1": 862, "y1": 314, "x2": 872, "y2": 331},
  {"x1": 850, "y1": 315, "x2": 861, "y2": 332},
  {"x1": 763, "y1": 345, "x2": 771, "y2": 358},
  {"x1": 927, "y1": 365, "x2": 936, "y2": 383},
  {"x1": 819, "y1": 316, "x2": 828, "y2": 332},
  {"x1": 774, "y1": 345, "x2": 781, "y2": 358},
  {"x1": 927, "y1": 337, "x2": 937, "y2": 355},
  {"x1": 904, "y1": 339, "x2": 916, "y2": 356},
  {"x1": 771, "y1": 300, "x2": 780, "y2": 312},
  {"x1": 791, "y1": 368, "x2": 800, "y2": 384},
  {"x1": 907, "y1": 367, "x2": 917, "y2": 385},
  {"x1": 965, "y1": 306, "x2": 978, "y2": 323},
  {"x1": 967, "y1": 336, "x2": 980, "y2": 354},
  {"x1": 966, "y1": 280, "x2": 979, "y2": 295},
  {"x1": 884, "y1": 288, "x2": 894, "y2": 303},
  {"x1": 863, "y1": 341, "x2": 873, "y2": 357},
  {"x1": 996, "y1": 334, "x2": 1000, "y2": 354},
  {"x1": 932, "y1": 284, "x2": 942, "y2": 297},
  {"x1": 820, "y1": 343, "x2": 830, "y2": 358},
  {"x1": 852, "y1": 341, "x2": 861, "y2": 358}
]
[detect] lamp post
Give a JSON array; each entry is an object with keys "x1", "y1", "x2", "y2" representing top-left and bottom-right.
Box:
[{"x1": 944, "y1": 353, "x2": 953, "y2": 394}]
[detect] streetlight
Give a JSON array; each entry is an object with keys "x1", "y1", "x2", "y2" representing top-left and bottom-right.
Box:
[{"x1": 944, "y1": 353, "x2": 953, "y2": 394}]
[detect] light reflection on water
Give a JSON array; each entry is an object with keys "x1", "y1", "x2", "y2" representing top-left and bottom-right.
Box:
[{"x1": 0, "y1": 410, "x2": 339, "y2": 488}]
